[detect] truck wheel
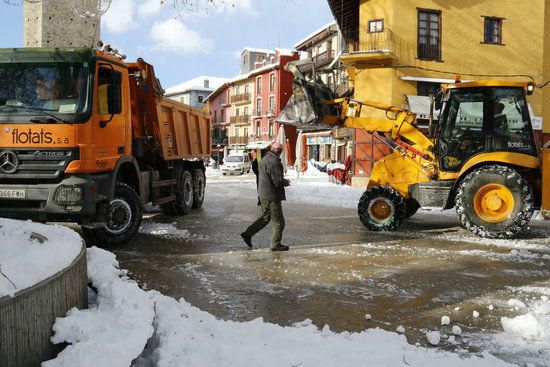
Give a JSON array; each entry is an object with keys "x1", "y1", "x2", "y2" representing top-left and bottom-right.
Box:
[
  {"x1": 82, "y1": 183, "x2": 142, "y2": 246},
  {"x1": 405, "y1": 199, "x2": 420, "y2": 218},
  {"x1": 162, "y1": 169, "x2": 194, "y2": 215},
  {"x1": 192, "y1": 169, "x2": 206, "y2": 208},
  {"x1": 455, "y1": 165, "x2": 534, "y2": 239},
  {"x1": 358, "y1": 185, "x2": 407, "y2": 231}
]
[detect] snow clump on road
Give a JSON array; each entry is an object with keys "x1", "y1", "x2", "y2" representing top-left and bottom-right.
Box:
[
  {"x1": 139, "y1": 220, "x2": 192, "y2": 240},
  {"x1": 441, "y1": 316, "x2": 451, "y2": 325}
]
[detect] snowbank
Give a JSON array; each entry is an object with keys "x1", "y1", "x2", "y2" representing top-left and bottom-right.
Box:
[
  {"x1": 0, "y1": 218, "x2": 82, "y2": 298},
  {"x1": 43, "y1": 248, "x2": 155, "y2": 367},
  {"x1": 47, "y1": 248, "x2": 515, "y2": 367}
]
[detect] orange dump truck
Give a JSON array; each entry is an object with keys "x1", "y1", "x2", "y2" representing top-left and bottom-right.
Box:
[{"x1": 0, "y1": 47, "x2": 210, "y2": 244}]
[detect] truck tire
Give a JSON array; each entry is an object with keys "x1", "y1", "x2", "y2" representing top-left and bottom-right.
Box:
[
  {"x1": 358, "y1": 185, "x2": 407, "y2": 231},
  {"x1": 162, "y1": 169, "x2": 194, "y2": 215},
  {"x1": 455, "y1": 165, "x2": 534, "y2": 239},
  {"x1": 82, "y1": 183, "x2": 142, "y2": 246},
  {"x1": 192, "y1": 169, "x2": 206, "y2": 209}
]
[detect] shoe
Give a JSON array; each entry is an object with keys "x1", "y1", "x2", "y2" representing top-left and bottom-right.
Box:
[
  {"x1": 271, "y1": 244, "x2": 289, "y2": 251},
  {"x1": 241, "y1": 233, "x2": 252, "y2": 248}
]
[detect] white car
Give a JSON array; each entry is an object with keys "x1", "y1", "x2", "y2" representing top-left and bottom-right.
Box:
[{"x1": 222, "y1": 154, "x2": 252, "y2": 175}]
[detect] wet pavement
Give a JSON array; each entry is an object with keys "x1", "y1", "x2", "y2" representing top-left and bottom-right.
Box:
[{"x1": 105, "y1": 174, "x2": 550, "y2": 365}]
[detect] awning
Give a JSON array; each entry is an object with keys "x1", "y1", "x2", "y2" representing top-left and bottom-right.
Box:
[
  {"x1": 246, "y1": 141, "x2": 271, "y2": 149},
  {"x1": 406, "y1": 95, "x2": 435, "y2": 120}
]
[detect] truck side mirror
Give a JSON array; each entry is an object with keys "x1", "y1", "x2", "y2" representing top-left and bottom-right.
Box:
[{"x1": 434, "y1": 89, "x2": 443, "y2": 111}]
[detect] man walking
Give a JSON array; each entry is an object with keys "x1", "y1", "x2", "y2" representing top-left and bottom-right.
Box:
[{"x1": 241, "y1": 142, "x2": 290, "y2": 251}]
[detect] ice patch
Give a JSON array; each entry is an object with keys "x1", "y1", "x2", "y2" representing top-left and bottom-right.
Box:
[{"x1": 139, "y1": 221, "x2": 192, "y2": 240}]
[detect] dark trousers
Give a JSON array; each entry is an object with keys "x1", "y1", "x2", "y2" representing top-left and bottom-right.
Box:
[{"x1": 243, "y1": 200, "x2": 285, "y2": 248}]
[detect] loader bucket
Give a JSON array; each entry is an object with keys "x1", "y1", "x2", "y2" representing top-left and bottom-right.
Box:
[
  {"x1": 277, "y1": 77, "x2": 340, "y2": 129},
  {"x1": 542, "y1": 148, "x2": 550, "y2": 219}
]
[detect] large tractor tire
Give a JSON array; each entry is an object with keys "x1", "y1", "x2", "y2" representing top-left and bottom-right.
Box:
[
  {"x1": 358, "y1": 185, "x2": 407, "y2": 231},
  {"x1": 455, "y1": 165, "x2": 534, "y2": 239},
  {"x1": 162, "y1": 169, "x2": 194, "y2": 215},
  {"x1": 192, "y1": 169, "x2": 206, "y2": 209},
  {"x1": 82, "y1": 183, "x2": 142, "y2": 246}
]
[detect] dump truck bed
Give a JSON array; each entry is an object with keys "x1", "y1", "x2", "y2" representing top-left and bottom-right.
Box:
[
  {"x1": 127, "y1": 59, "x2": 211, "y2": 161},
  {"x1": 156, "y1": 98, "x2": 211, "y2": 160}
]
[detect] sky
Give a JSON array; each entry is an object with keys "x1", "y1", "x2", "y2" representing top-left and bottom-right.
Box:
[{"x1": 0, "y1": 0, "x2": 334, "y2": 88}]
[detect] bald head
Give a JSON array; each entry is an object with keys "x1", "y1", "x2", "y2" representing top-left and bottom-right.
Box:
[{"x1": 270, "y1": 142, "x2": 283, "y2": 156}]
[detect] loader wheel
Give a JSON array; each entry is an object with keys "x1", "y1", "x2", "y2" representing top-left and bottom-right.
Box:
[
  {"x1": 192, "y1": 169, "x2": 206, "y2": 209},
  {"x1": 81, "y1": 183, "x2": 142, "y2": 246},
  {"x1": 162, "y1": 169, "x2": 194, "y2": 215},
  {"x1": 455, "y1": 165, "x2": 534, "y2": 239},
  {"x1": 358, "y1": 185, "x2": 407, "y2": 231},
  {"x1": 405, "y1": 199, "x2": 420, "y2": 219}
]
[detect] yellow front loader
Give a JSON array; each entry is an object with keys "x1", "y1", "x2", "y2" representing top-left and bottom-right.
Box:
[{"x1": 279, "y1": 66, "x2": 550, "y2": 239}]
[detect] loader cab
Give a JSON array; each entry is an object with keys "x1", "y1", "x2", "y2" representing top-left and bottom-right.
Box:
[{"x1": 436, "y1": 83, "x2": 538, "y2": 172}]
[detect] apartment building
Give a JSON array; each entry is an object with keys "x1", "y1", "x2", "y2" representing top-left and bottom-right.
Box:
[
  {"x1": 165, "y1": 76, "x2": 229, "y2": 108},
  {"x1": 327, "y1": 0, "x2": 550, "y2": 187}
]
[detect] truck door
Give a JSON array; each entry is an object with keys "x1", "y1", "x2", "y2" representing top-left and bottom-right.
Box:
[{"x1": 92, "y1": 63, "x2": 128, "y2": 171}]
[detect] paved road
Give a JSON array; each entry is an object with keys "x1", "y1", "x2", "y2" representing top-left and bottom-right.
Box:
[{"x1": 108, "y1": 174, "x2": 550, "y2": 365}]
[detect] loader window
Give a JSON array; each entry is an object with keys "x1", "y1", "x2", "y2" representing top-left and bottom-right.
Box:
[
  {"x1": 439, "y1": 90, "x2": 486, "y2": 171},
  {"x1": 492, "y1": 88, "x2": 537, "y2": 156}
]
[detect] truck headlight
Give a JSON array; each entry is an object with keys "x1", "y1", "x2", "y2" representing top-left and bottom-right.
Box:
[{"x1": 54, "y1": 186, "x2": 82, "y2": 205}]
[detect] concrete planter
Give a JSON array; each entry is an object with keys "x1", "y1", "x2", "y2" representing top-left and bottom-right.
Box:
[{"x1": 0, "y1": 243, "x2": 87, "y2": 367}]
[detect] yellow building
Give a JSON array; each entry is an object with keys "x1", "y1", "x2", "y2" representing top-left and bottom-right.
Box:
[
  {"x1": 327, "y1": 0, "x2": 550, "y2": 186},
  {"x1": 228, "y1": 76, "x2": 255, "y2": 148}
]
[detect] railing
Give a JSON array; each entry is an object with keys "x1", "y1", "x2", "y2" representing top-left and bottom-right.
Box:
[
  {"x1": 228, "y1": 136, "x2": 249, "y2": 145},
  {"x1": 230, "y1": 115, "x2": 251, "y2": 125},
  {"x1": 313, "y1": 49, "x2": 336, "y2": 67},
  {"x1": 230, "y1": 93, "x2": 251, "y2": 104},
  {"x1": 344, "y1": 28, "x2": 396, "y2": 55}
]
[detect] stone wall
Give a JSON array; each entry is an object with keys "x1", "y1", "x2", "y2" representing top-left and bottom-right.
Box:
[{"x1": 24, "y1": 0, "x2": 101, "y2": 48}]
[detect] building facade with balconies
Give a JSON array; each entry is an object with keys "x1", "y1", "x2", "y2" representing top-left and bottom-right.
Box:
[
  {"x1": 327, "y1": 0, "x2": 550, "y2": 187},
  {"x1": 207, "y1": 83, "x2": 231, "y2": 160}
]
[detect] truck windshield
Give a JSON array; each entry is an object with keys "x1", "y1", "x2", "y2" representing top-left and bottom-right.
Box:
[{"x1": 0, "y1": 62, "x2": 90, "y2": 123}]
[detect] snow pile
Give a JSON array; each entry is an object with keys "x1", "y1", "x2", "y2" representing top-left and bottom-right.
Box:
[
  {"x1": 139, "y1": 221, "x2": 192, "y2": 240},
  {"x1": 0, "y1": 218, "x2": 82, "y2": 297},
  {"x1": 140, "y1": 292, "x2": 512, "y2": 367},
  {"x1": 499, "y1": 297, "x2": 550, "y2": 352},
  {"x1": 43, "y1": 247, "x2": 155, "y2": 367}
]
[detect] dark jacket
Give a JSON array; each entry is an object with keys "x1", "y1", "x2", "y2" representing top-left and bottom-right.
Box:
[{"x1": 258, "y1": 151, "x2": 288, "y2": 202}]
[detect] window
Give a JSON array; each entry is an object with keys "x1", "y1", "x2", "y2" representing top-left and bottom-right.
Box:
[
  {"x1": 269, "y1": 73, "x2": 275, "y2": 92},
  {"x1": 256, "y1": 121, "x2": 260, "y2": 136},
  {"x1": 221, "y1": 109, "x2": 225, "y2": 123},
  {"x1": 257, "y1": 55, "x2": 264, "y2": 62},
  {"x1": 256, "y1": 77, "x2": 262, "y2": 94},
  {"x1": 417, "y1": 81, "x2": 440, "y2": 97},
  {"x1": 268, "y1": 120, "x2": 274, "y2": 138},
  {"x1": 244, "y1": 128, "x2": 248, "y2": 138},
  {"x1": 484, "y1": 17, "x2": 503, "y2": 44},
  {"x1": 269, "y1": 96, "x2": 275, "y2": 113},
  {"x1": 256, "y1": 98, "x2": 262, "y2": 115},
  {"x1": 243, "y1": 55, "x2": 247, "y2": 66},
  {"x1": 368, "y1": 19, "x2": 384, "y2": 33},
  {"x1": 244, "y1": 106, "x2": 249, "y2": 116},
  {"x1": 418, "y1": 9, "x2": 441, "y2": 60},
  {"x1": 198, "y1": 95, "x2": 204, "y2": 104},
  {"x1": 235, "y1": 107, "x2": 240, "y2": 117},
  {"x1": 235, "y1": 86, "x2": 240, "y2": 95},
  {"x1": 245, "y1": 85, "x2": 249, "y2": 94},
  {"x1": 204, "y1": 79, "x2": 209, "y2": 88},
  {"x1": 180, "y1": 96, "x2": 185, "y2": 103},
  {"x1": 97, "y1": 66, "x2": 121, "y2": 115}
]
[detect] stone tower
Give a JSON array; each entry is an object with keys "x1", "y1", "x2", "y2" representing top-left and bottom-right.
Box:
[{"x1": 23, "y1": 0, "x2": 101, "y2": 48}]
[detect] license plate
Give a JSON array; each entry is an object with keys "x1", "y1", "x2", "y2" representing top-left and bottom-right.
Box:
[{"x1": 0, "y1": 189, "x2": 26, "y2": 199}]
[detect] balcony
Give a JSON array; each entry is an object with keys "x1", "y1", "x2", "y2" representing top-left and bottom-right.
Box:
[
  {"x1": 341, "y1": 28, "x2": 397, "y2": 65},
  {"x1": 230, "y1": 93, "x2": 251, "y2": 104},
  {"x1": 228, "y1": 136, "x2": 249, "y2": 145},
  {"x1": 298, "y1": 50, "x2": 336, "y2": 73},
  {"x1": 229, "y1": 115, "x2": 251, "y2": 125}
]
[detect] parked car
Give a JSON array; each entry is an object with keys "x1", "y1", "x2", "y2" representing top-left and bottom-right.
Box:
[{"x1": 222, "y1": 154, "x2": 252, "y2": 175}]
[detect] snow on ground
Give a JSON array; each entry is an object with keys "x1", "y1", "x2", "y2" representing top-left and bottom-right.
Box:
[
  {"x1": 43, "y1": 247, "x2": 155, "y2": 367},
  {"x1": 46, "y1": 246, "x2": 514, "y2": 367},
  {"x1": 139, "y1": 220, "x2": 192, "y2": 240},
  {"x1": 0, "y1": 218, "x2": 82, "y2": 298}
]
